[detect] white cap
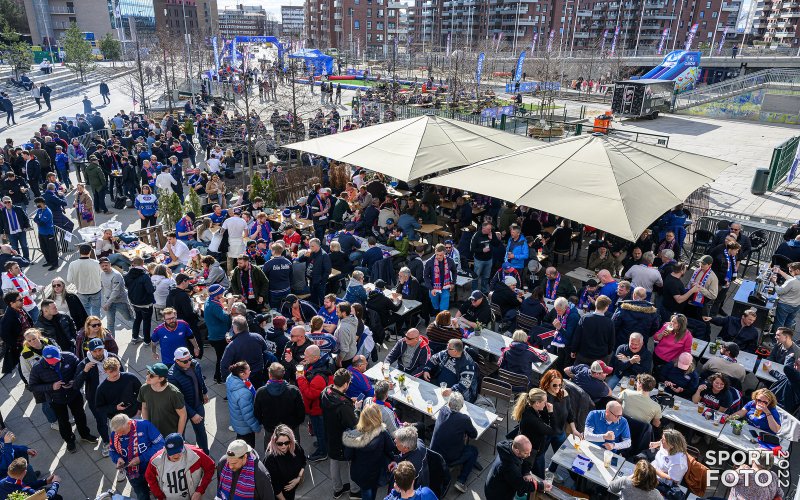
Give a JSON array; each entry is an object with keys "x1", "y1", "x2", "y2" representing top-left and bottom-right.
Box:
[
  {"x1": 504, "y1": 276, "x2": 517, "y2": 286},
  {"x1": 174, "y1": 346, "x2": 191, "y2": 361}
]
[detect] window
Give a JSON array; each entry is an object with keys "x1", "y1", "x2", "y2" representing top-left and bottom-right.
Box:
[
  {"x1": 702, "y1": 20, "x2": 707, "y2": 26},
  {"x1": 536, "y1": 4, "x2": 541, "y2": 11},
  {"x1": 377, "y1": 33, "x2": 384, "y2": 40},
  {"x1": 699, "y1": 10, "x2": 704, "y2": 17},
  {"x1": 706, "y1": 1, "x2": 711, "y2": 7},
  {"x1": 367, "y1": 20, "x2": 372, "y2": 28},
  {"x1": 389, "y1": 22, "x2": 396, "y2": 28},
  {"x1": 354, "y1": 19, "x2": 360, "y2": 28},
  {"x1": 712, "y1": 11, "x2": 717, "y2": 17},
  {"x1": 368, "y1": 33, "x2": 372, "y2": 40},
  {"x1": 707, "y1": 30, "x2": 712, "y2": 37},
  {"x1": 349, "y1": 7, "x2": 354, "y2": 15},
  {"x1": 377, "y1": 21, "x2": 384, "y2": 29},
  {"x1": 378, "y1": 9, "x2": 384, "y2": 16},
  {"x1": 367, "y1": 8, "x2": 372, "y2": 16}
]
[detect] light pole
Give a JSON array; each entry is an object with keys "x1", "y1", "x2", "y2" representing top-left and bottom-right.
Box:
[
  {"x1": 513, "y1": 0, "x2": 521, "y2": 54},
  {"x1": 181, "y1": 0, "x2": 194, "y2": 96},
  {"x1": 709, "y1": 0, "x2": 725, "y2": 56}
]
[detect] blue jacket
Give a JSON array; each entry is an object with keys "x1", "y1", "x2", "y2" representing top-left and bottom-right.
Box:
[
  {"x1": 0, "y1": 476, "x2": 59, "y2": 499},
  {"x1": 430, "y1": 406, "x2": 477, "y2": 463},
  {"x1": 384, "y1": 487, "x2": 438, "y2": 500},
  {"x1": 203, "y1": 298, "x2": 231, "y2": 341},
  {"x1": 505, "y1": 235, "x2": 529, "y2": 270},
  {"x1": 43, "y1": 189, "x2": 67, "y2": 216},
  {"x1": 499, "y1": 341, "x2": 548, "y2": 387},
  {"x1": 660, "y1": 362, "x2": 699, "y2": 396},
  {"x1": 33, "y1": 206, "x2": 54, "y2": 235},
  {"x1": 108, "y1": 419, "x2": 164, "y2": 477},
  {"x1": 337, "y1": 231, "x2": 359, "y2": 255},
  {"x1": 385, "y1": 336, "x2": 431, "y2": 376},
  {"x1": 0, "y1": 442, "x2": 29, "y2": 479},
  {"x1": 167, "y1": 360, "x2": 208, "y2": 418},
  {"x1": 346, "y1": 365, "x2": 375, "y2": 399},
  {"x1": 397, "y1": 213, "x2": 421, "y2": 241},
  {"x1": 770, "y1": 361, "x2": 800, "y2": 414},
  {"x1": 220, "y1": 331, "x2": 277, "y2": 375},
  {"x1": 226, "y1": 374, "x2": 262, "y2": 435},
  {"x1": 344, "y1": 279, "x2": 368, "y2": 305}
]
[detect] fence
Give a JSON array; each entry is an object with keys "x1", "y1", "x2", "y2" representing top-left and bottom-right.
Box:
[{"x1": 767, "y1": 135, "x2": 800, "y2": 191}]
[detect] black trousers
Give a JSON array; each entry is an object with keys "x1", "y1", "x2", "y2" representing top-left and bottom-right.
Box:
[
  {"x1": 38, "y1": 233, "x2": 58, "y2": 265},
  {"x1": 51, "y1": 393, "x2": 92, "y2": 444},
  {"x1": 237, "y1": 432, "x2": 256, "y2": 448},
  {"x1": 209, "y1": 339, "x2": 227, "y2": 382},
  {"x1": 132, "y1": 305, "x2": 153, "y2": 343}
]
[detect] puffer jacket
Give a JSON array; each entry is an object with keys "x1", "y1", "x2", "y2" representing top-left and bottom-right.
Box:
[
  {"x1": 296, "y1": 355, "x2": 333, "y2": 416},
  {"x1": 34, "y1": 313, "x2": 76, "y2": 353},
  {"x1": 321, "y1": 384, "x2": 358, "y2": 461},
  {"x1": 611, "y1": 300, "x2": 661, "y2": 345},
  {"x1": 342, "y1": 426, "x2": 395, "y2": 489},
  {"x1": 28, "y1": 352, "x2": 83, "y2": 404},
  {"x1": 124, "y1": 267, "x2": 155, "y2": 306},
  {"x1": 168, "y1": 360, "x2": 208, "y2": 418},
  {"x1": 498, "y1": 341, "x2": 549, "y2": 388},
  {"x1": 225, "y1": 374, "x2": 262, "y2": 435}
]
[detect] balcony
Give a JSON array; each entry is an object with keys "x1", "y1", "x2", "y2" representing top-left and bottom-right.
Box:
[
  {"x1": 577, "y1": 9, "x2": 592, "y2": 15},
  {"x1": 334, "y1": 12, "x2": 342, "y2": 19},
  {"x1": 721, "y1": 2, "x2": 740, "y2": 10},
  {"x1": 50, "y1": 6, "x2": 75, "y2": 14}
]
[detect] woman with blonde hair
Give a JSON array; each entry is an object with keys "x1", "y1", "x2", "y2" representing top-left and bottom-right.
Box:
[
  {"x1": 42, "y1": 277, "x2": 87, "y2": 328},
  {"x1": 538, "y1": 369, "x2": 582, "y2": 477},
  {"x1": 647, "y1": 428, "x2": 689, "y2": 486},
  {"x1": 75, "y1": 315, "x2": 119, "y2": 357},
  {"x1": 609, "y1": 459, "x2": 662, "y2": 500},
  {"x1": 264, "y1": 425, "x2": 306, "y2": 500},
  {"x1": 342, "y1": 404, "x2": 394, "y2": 500},
  {"x1": 730, "y1": 388, "x2": 782, "y2": 434},
  {"x1": 512, "y1": 387, "x2": 558, "y2": 478}
]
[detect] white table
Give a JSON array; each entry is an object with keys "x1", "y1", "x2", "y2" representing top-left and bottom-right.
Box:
[
  {"x1": 350, "y1": 235, "x2": 400, "y2": 257},
  {"x1": 566, "y1": 267, "x2": 596, "y2": 284},
  {"x1": 660, "y1": 397, "x2": 724, "y2": 438},
  {"x1": 702, "y1": 348, "x2": 759, "y2": 373},
  {"x1": 463, "y1": 329, "x2": 512, "y2": 357},
  {"x1": 755, "y1": 360, "x2": 784, "y2": 385},
  {"x1": 690, "y1": 339, "x2": 708, "y2": 358},
  {"x1": 717, "y1": 422, "x2": 790, "y2": 452},
  {"x1": 457, "y1": 399, "x2": 499, "y2": 440},
  {"x1": 364, "y1": 365, "x2": 447, "y2": 416},
  {"x1": 613, "y1": 461, "x2": 688, "y2": 497},
  {"x1": 365, "y1": 284, "x2": 422, "y2": 317},
  {"x1": 456, "y1": 275, "x2": 473, "y2": 287},
  {"x1": 551, "y1": 435, "x2": 625, "y2": 488}
]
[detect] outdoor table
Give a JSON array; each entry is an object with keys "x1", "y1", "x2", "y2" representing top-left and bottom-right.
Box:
[
  {"x1": 732, "y1": 280, "x2": 777, "y2": 331},
  {"x1": 364, "y1": 284, "x2": 422, "y2": 316},
  {"x1": 463, "y1": 329, "x2": 512, "y2": 357},
  {"x1": 417, "y1": 223, "x2": 443, "y2": 235},
  {"x1": 717, "y1": 421, "x2": 790, "y2": 452},
  {"x1": 386, "y1": 186, "x2": 411, "y2": 198},
  {"x1": 551, "y1": 435, "x2": 625, "y2": 488},
  {"x1": 364, "y1": 364, "x2": 448, "y2": 415},
  {"x1": 566, "y1": 267, "x2": 597, "y2": 284},
  {"x1": 119, "y1": 242, "x2": 159, "y2": 260},
  {"x1": 755, "y1": 359, "x2": 784, "y2": 385},
  {"x1": 455, "y1": 275, "x2": 473, "y2": 287},
  {"x1": 701, "y1": 348, "x2": 759, "y2": 373},
  {"x1": 457, "y1": 399, "x2": 499, "y2": 439},
  {"x1": 691, "y1": 339, "x2": 709, "y2": 358},
  {"x1": 660, "y1": 397, "x2": 725, "y2": 438},
  {"x1": 350, "y1": 235, "x2": 400, "y2": 257}
]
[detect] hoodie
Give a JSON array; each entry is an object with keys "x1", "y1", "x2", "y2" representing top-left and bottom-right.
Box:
[
  {"x1": 335, "y1": 314, "x2": 359, "y2": 362},
  {"x1": 342, "y1": 425, "x2": 395, "y2": 489},
  {"x1": 124, "y1": 267, "x2": 155, "y2": 306},
  {"x1": 385, "y1": 337, "x2": 431, "y2": 377},
  {"x1": 484, "y1": 440, "x2": 539, "y2": 500},
  {"x1": 253, "y1": 379, "x2": 306, "y2": 433},
  {"x1": 321, "y1": 385, "x2": 358, "y2": 461},
  {"x1": 498, "y1": 341, "x2": 549, "y2": 387}
]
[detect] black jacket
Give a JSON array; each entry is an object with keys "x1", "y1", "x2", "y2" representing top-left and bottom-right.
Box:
[
  {"x1": 519, "y1": 406, "x2": 557, "y2": 455},
  {"x1": 396, "y1": 277, "x2": 421, "y2": 301},
  {"x1": 124, "y1": 267, "x2": 155, "y2": 306},
  {"x1": 34, "y1": 313, "x2": 77, "y2": 353},
  {"x1": 253, "y1": 380, "x2": 306, "y2": 433},
  {"x1": 166, "y1": 286, "x2": 200, "y2": 333},
  {"x1": 611, "y1": 300, "x2": 661, "y2": 345},
  {"x1": 320, "y1": 385, "x2": 358, "y2": 461},
  {"x1": 492, "y1": 284, "x2": 521, "y2": 316},
  {"x1": 366, "y1": 289, "x2": 401, "y2": 327},
  {"x1": 301, "y1": 249, "x2": 332, "y2": 286},
  {"x1": 74, "y1": 352, "x2": 124, "y2": 404},
  {"x1": 167, "y1": 360, "x2": 208, "y2": 418},
  {"x1": 570, "y1": 312, "x2": 616, "y2": 360},
  {"x1": 484, "y1": 440, "x2": 540, "y2": 500},
  {"x1": 343, "y1": 427, "x2": 395, "y2": 489},
  {"x1": 1, "y1": 179, "x2": 29, "y2": 205},
  {"x1": 28, "y1": 352, "x2": 83, "y2": 404}
]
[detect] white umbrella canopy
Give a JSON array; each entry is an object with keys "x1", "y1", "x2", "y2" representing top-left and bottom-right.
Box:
[
  {"x1": 283, "y1": 114, "x2": 542, "y2": 181},
  {"x1": 427, "y1": 134, "x2": 734, "y2": 241}
]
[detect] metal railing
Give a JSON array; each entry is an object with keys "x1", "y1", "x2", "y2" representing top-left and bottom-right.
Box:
[
  {"x1": 767, "y1": 135, "x2": 800, "y2": 191},
  {"x1": 692, "y1": 212, "x2": 791, "y2": 271},
  {"x1": 673, "y1": 68, "x2": 800, "y2": 110}
]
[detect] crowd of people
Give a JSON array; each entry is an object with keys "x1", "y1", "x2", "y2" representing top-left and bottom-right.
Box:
[{"x1": 0, "y1": 83, "x2": 798, "y2": 500}]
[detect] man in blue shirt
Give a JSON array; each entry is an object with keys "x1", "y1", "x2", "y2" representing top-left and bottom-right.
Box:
[
  {"x1": 584, "y1": 401, "x2": 632, "y2": 451},
  {"x1": 263, "y1": 242, "x2": 292, "y2": 308},
  {"x1": 151, "y1": 307, "x2": 200, "y2": 366},
  {"x1": 361, "y1": 236, "x2": 384, "y2": 269},
  {"x1": 32, "y1": 197, "x2": 58, "y2": 270},
  {"x1": 317, "y1": 293, "x2": 339, "y2": 332},
  {"x1": 208, "y1": 204, "x2": 228, "y2": 226}
]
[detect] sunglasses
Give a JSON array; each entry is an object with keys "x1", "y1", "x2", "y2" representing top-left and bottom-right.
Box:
[
  {"x1": 176, "y1": 358, "x2": 191, "y2": 364},
  {"x1": 610, "y1": 412, "x2": 623, "y2": 418},
  {"x1": 53, "y1": 283, "x2": 63, "y2": 288},
  {"x1": 90, "y1": 323, "x2": 101, "y2": 328},
  {"x1": 275, "y1": 440, "x2": 291, "y2": 446},
  {"x1": 756, "y1": 399, "x2": 770, "y2": 405},
  {"x1": 551, "y1": 383, "x2": 562, "y2": 388}
]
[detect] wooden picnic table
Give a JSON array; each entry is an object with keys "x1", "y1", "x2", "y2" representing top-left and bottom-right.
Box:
[
  {"x1": 119, "y1": 242, "x2": 159, "y2": 260},
  {"x1": 418, "y1": 223, "x2": 443, "y2": 234}
]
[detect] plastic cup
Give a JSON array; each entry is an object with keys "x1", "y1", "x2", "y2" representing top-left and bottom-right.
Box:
[
  {"x1": 658, "y1": 383, "x2": 665, "y2": 395},
  {"x1": 673, "y1": 400, "x2": 681, "y2": 411},
  {"x1": 692, "y1": 340, "x2": 698, "y2": 351},
  {"x1": 573, "y1": 436, "x2": 581, "y2": 450},
  {"x1": 603, "y1": 450, "x2": 613, "y2": 468},
  {"x1": 697, "y1": 403, "x2": 705, "y2": 414},
  {"x1": 628, "y1": 376, "x2": 636, "y2": 388},
  {"x1": 763, "y1": 361, "x2": 772, "y2": 372},
  {"x1": 544, "y1": 472, "x2": 554, "y2": 490},
  {"x1": 426, "y1": 400, "x2": 433, "y2": 414},
  {"x1": 713, "y1": 413, "x2": 721, "y2": 426},
  {"x1": 296, "y1": 364, "x2": 304, "y2": 375}
]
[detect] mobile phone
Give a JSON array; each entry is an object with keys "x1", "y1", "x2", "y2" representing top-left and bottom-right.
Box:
[
  {"x1": 610, "y1": 457, "x2": 619, "y2": 467},
  {"x1": 749, "y1": 430, "x2": 760, "y2": 439},
  {"x1": 356, "y1": 393, "x2": 366, "y2": 402},
  {"x1": 121, "y1": 402, "x2": 131, "y2": 408}
]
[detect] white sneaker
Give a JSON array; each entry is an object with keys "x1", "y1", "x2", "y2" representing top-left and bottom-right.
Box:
[
  {"x1": 50, "y1": 422, "x2": 59, "y2": 430},
  {"x1": 69, "y1": 418, "x2": 74, "y2": 424},
  {"x1": 454, "y1": 482, "x2": 467, "y2": 493},
  {"x1": 228, "y1": 426, "x2": 234, "y2": 432},
  {"x1": 101, "y1": 443, "x2": 110, "y2": 457}
]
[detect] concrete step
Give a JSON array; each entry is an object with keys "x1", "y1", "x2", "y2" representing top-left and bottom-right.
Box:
[{"x1": 9, "y1": 67, "x2": 136, "y2": 112}]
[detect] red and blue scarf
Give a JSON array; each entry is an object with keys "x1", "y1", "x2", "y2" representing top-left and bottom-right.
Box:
[
  {"x1": 688, "y1": 267, "x2": 712, "y2": 306},
  {"x1": 113, "y1": 420, "x2": 140, "y2": 479},
  {"x1": 244, "y1": 378, "x2": 256, "y2": 397},
  {"x1": 374, "y1": 399, "x2": 401, "y2": 426},
  {"x1": 545, "y1": 274, "x2": 561, "y2": 300},
  {"x1": 252, "y1": 222, "x2": 271, "y2": 242},
  {"x1": 218, "y1": 453, "x2": 256, "y2": 499},
  {"x1": 239, "y1": 264, "x2": 255, "y2": 300},
  {"x1": 724, "y1": 248, "x2": 737, "y2": 284},
  {"x1": 432, "y1": 257, "x2": 451, "y2": 291}
]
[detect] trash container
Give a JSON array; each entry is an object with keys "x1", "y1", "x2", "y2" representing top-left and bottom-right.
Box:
[{"x1": 751, "y1": 167, "x2": 770, "y2": 195}]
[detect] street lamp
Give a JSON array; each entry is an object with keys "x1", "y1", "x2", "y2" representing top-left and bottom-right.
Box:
[{"x1": 180, "y1": 0, "x2": 195, "y2": 96}]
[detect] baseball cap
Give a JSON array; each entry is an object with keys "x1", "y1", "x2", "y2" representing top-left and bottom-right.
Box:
[
  {"x1": 469, "y1": 290, "x2": 484, "y2": 301},
  {"x1": 698, "y1": 255, "x2": 713, "y2": 265},
  {"x1": 42, "y1": 345, "x2": 61, "y2": 365},
  {"x1": 226, "y1": 439, "x2": 252, "y2": 458},
  {"x1": 282, "y1": 208, "x2": 292, "y2": 217},
  {"x1": 590, "y1": 360, "x2": 613, "y2": 375},
  {"x1": 502, "y1": 262, "x2": 513, "y2": 271},
  {"x1": 174, "y1": 347, "x2": 192, "y2": 361},
  {"x1": 164, "y1": 433, "x2": 185, "y2": 456},
  {"x1": 88, "y1": 338, "x2": 105, "y2": 351},
  {"x1": 504, "y1": 276, "x2": 517, "y2": 286},
  {"x1": 586, "y1": 279, "x2": 599, "y2": 287},
  {"x1": 386, "y1": 218, "x2": 395, "y2": 225},
  {"x1": 175, "y1": 273, "x2": 191, "y2": 285},
  {"x1": 146, "y1": 363, "x2": 169, "y2": 377},
  {"x1": 722, "y1": 342, "x2": 740, "y2": 358},
  {"x1": 676, "y1": 352, "x2": 694, "y2": 370},
  {"x1": 254, "y1": 313, "x2": 270, "y2": 325}
]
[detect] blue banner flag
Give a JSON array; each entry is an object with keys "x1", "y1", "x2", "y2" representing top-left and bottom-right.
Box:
[
  {"x1": 476, "y1": 52, "x2": 485, "y2": 86},
  {"x1": 514, "y1": 51, "x2": 527, "y2": 82}
]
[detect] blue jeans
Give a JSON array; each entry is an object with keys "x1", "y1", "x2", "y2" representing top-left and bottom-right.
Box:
[
  {"x1": 26, "y1": 306, "x2": 39, "y2": 323},
  {"x1": 450, "y1": 444, "x2": 479, "y2": 483},
  {"x1": 532, "y1": 451, "x2": 546, "y2": 478},
  {"x1": 606, "y1": 374, "x2": 622, "y2": 391},
  {"x1": 774, "y1": 301, "x2": 800, "y2": 333},
  {"x1": 360, "y1": 488, "x2": 376, "y2": 500},
  {"x1": 429, "y1": 289, "x2": 450, "y2": 312},
  {"x1": 88, "y1": 400, "x2": 109, "y2": 443},
  {"x1": 7, "y1": 232, "x2": 29, "y2": 261},
  {"x1": 269, "y1": 290, "x2": 289, "y2": 309},
  {"x1": 309, "y1": 414, "x2": 327, "y2": 456},
  {"x1": 348, "y1": 251, "x2": 363, "y2": 263},
  {"x1": 79, "y1": 291, "x2": 102, "y2": 318},
  {"x1": 105, "y1": 302, "x2": 132, "y2": 335},
  {"x1": 129, "y1": 476, "x2": 151, "y2": 499},
  {"x1": 473, "y1": 259, "x2": 493, "y2": 292},
  {"x1": 188, "y1": 406, "x2": 209, "y2": 454},
  {"x1": 546, "y1": 432, "x2": 568, "y2": 472},
  {"x1": 107, "y1": 253, "x2": 130, "y2": 271},
  {"x1": 41, "y1": 401, "x2": 57, "y2": 423}
]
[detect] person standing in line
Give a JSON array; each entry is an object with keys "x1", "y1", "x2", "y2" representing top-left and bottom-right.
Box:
[
  {"x1": 144, "y1": 433, "x2": 216, "y2": 500},
  {"x1": 226, "y1": 361, "x2": 262, "y2": 448},
  {"x1": 151, "y1": 308, "x2": 200, "y2": 366},
  {"x1": 109, "y1": 414, "x2": 165, "y2": 500},
  {"x1": 168, "y1": 347, "x2": 210, "y2": 455},
  {"x1": 2, "y1": 261, "x2": 40, "y2": 321},
  {"x1": 1, "y1": 196, "x2": 30, "y2": 261},
  {"x1": 125, "y1": 256, "x2": 156, "y2": 345},
  {"x1": 66, "y1": 244, "x2": 103, "y2": 317},
  {"x1": 138, "y1": 362, "x2": 188, "y2": 437},
  {"x1": 135, "y1": 184, "x2": 159, "y2": 228},
  {"x1": 99, "y1": 257, "x2": 132, "y2": 336}
]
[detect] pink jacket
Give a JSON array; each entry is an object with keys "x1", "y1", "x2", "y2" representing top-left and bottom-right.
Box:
[{"x1": 653, "y1": 323, "x2": 693, "y2": 363}]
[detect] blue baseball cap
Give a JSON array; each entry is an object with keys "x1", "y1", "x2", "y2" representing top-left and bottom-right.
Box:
[
  {"x1": 88, "y1": 338, "x2": 105, "y2": 351},
  {"x1": 502, "y1": 262, "x2": 513, "y2": 271},
  {"x1": 43, "y1": 345, "x2": 61, "y2": 364},
  {"x1": 164, "y1": 433, "x2": 185, "y2": 456}
]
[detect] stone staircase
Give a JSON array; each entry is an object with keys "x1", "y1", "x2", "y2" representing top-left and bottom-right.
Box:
[{"x1": 0, "y1": 64, "x2": 136, "y2": 112}]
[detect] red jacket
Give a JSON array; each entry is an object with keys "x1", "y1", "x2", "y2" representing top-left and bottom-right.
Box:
[
  {"x1": 144, "y1": 443, "x2": 215, "y2": 500},
  {"x1": 296, "y1": 359, "x2": 333, "y2": 416}
]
